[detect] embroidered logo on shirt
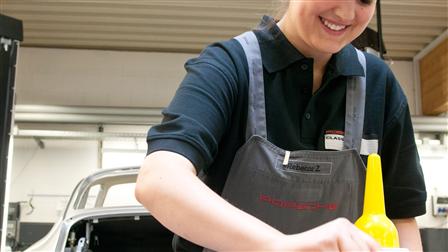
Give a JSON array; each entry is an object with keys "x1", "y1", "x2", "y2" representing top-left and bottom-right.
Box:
[{"x1": 325, "y1": 130, "x2": 344, "y2": 151}]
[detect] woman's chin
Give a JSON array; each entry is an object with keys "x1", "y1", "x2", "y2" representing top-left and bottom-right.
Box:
[
  {"x1": 317, "y1": 45, "x2": 345, "y2": 55},
  {"x1": 310, "y1": 39, "x2": 347, "y2": 55}
]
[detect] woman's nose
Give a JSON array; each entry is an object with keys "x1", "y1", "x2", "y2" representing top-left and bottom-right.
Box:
[{"x1": 333, "y1": 1, "x2": 356, "y2": 23}]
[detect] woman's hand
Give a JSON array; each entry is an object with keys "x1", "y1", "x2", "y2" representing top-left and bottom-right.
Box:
[{"x1": 272, "y1": 218, "x2": 381, "y2": 252}]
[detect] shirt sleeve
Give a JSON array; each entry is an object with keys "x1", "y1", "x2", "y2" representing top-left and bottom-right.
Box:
[
  {"x1": 381, "y1": 70, "x2": 427, "y2": 219},
  {"x1": 146, "y1": 43, "x2": 241, "y2": 173}
]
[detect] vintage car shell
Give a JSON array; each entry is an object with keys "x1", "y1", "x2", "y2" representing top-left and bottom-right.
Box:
[{"x1": 25, "y1": 167, "x2": 149, "y2": 252}]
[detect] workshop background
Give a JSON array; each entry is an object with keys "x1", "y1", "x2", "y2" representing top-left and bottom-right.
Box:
[{"x1": 1, "y1": 0, "x2": 447, "y2": 251}]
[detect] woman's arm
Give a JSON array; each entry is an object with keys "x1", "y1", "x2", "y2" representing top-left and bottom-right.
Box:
[
  {"x1": 392, "y1": 218, "x2": 423, "y2": 251},
  {"x1": 135, "y1": 151, "x2": 284, "y2": 251}
]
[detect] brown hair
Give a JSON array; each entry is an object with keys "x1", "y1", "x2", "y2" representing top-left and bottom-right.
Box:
[{"x1": 273, "y1": 0, "x2": 289, "y2": 21}]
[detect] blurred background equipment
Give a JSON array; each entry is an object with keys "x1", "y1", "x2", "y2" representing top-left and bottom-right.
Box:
[
  {"x1": 6, "y1": 202, "x2": 20, "y2": 250},
  {"x1": 0, "y1": 13, "x2": 23, "y2": 251}
]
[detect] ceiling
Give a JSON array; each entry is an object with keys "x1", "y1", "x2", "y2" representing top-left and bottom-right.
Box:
[{"x1": 1, "y1": 0, "x2": 447, "y2": 60}]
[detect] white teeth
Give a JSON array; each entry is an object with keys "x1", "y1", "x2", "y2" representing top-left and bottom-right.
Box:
[{"x1": 322, "y1": 18, "x2": 346, "y2": 31}]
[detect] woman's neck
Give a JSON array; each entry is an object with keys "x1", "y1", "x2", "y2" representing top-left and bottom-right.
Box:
[{"x1": 277, "y1": 17, "x2": 331, "y2": 93}]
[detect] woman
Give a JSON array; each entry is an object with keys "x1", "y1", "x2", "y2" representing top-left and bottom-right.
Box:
[{"x1": 136, "y1": 0, "x2": 427, "y2": 251}]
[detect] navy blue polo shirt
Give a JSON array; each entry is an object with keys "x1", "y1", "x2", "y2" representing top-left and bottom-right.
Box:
[{"x1": 147, "y1": 16, "x2": 426, "y2": 220}]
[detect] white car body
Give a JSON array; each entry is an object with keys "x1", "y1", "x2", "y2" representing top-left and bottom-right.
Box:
[{"x1": 25, "y1": 167, "x2": 172, "y2": 252}]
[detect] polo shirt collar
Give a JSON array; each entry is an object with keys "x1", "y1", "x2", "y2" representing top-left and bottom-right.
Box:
[
  {"x1": 257, "y1": 16, "x2": 304, "y2": 73},
  {"x1": 329, "y1": 44, "x2": 365, "y2": 77},
  {"x1": 256, "y1": 16, "x2": 365, "y2": 77}
]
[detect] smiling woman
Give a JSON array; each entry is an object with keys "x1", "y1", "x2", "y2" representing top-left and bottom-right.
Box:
[
  {"x1": 277, "y1": 0, "x2": 376, "y2": 58},
  {"x1": 136, "y1": 0, "x2": 427, "y2": 251},
  {"x1": 275, "y1": 0, "x2": 375, "y2": 22}
]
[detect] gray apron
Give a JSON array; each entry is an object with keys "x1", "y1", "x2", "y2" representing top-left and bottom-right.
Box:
[{"x1": 203, "y1": 31, "x2": 367, "y2": 251}]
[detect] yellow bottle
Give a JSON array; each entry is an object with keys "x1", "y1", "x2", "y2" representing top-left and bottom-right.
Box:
[{"x1": 355, "y1": 154, "x2": 400, "y2": 248}]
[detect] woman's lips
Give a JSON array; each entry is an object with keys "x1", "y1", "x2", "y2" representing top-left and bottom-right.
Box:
[{"x1": 319, "y1": 16, "x2": 350, "y2": 35}]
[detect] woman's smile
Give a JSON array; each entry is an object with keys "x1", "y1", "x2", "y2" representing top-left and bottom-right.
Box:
[{"x1": 319, "y1": 16, "x2": 350, "y2": 35}]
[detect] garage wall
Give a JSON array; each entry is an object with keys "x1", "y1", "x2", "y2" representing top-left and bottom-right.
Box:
[
  {"x1": 389, "y1": 61, "x2": 417, "y2": 115},
  {"x1": 11, "y1": 138, "x2": 98, "y2": 223},
  {"x1": 10, "y1": 137, "x2": 150, "y2": 224},
  {"x1": 14, "y1": 47, "x2": 418, "y2": 112},
  {"x1": 10, "y1": 124, "x2": 148, "y2": 223},
  {"x1": 15, "y1": 47, "x2": 196, "y2": 108}
]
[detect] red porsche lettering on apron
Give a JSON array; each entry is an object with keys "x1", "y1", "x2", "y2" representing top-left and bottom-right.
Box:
[{"x1": 259, "y1": 194, "x2": 338, "y2": 211}]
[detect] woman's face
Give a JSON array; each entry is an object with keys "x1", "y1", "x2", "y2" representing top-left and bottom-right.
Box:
[{"x1": 281, "y1": 0, "x2": 376, "y2": 56}]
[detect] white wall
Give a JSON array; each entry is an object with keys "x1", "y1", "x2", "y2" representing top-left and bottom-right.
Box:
[
  {"x1": 10, "y1": 124, "x2": 148, "y2": 223},
  {"x1": 15, "y1": 48, "x2": 418, "y2": 111},
  {"x1": 10, "y1": 137, "x2": 151, "y2": 223},
  {"x1": 15, "y1": 47, "x2": 196, "y2": 107},
  {"x1": 389, "y1": 61, "x2": 417, "y2": 115},
  {"x1": 11, "y1": 138, "x2": 98, "y2": 223}
]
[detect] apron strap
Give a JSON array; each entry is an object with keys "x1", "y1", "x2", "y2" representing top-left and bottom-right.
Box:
[
  {"x1": 236, "y1": 31, "x2": 367, "y2": 150},
  {"x1": 234, "y1": 31, "x2": 267, "y2": 140},
  {"x1": 343, "y1": 49, "x2": 367, "y2": 153}
]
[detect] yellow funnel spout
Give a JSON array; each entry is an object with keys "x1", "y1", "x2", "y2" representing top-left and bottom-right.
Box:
[{"x1": 355, "y1": 154, "x2": 400, "y2": 248}]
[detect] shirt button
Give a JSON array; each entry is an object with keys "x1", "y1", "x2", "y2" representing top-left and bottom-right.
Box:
[
  {"x1": 305, "y1": 113, "x2": 311, "y2": 120},
  {"x1": 301, "y1": 64, "x2": 309, "y2": 71}
]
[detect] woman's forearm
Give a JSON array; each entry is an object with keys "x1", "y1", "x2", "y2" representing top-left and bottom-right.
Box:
[
  {"x1": 135, "y1": 151, "x2": 284, "y2": 251},
  {"x1": 392, "y1": 218, "x2": 423, "y2": 251}
]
